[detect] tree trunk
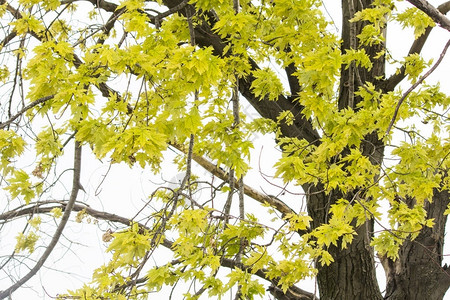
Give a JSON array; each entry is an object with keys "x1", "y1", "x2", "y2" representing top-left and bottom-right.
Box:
[
  {"x1": 306, "y1": 1, "x2": 386, "y2": 299},
  {"x1": 306, "y1": 185, "x2": 383, "y2": 300},
  {"x1": 383, "y1": 188, "x2": 450, "y2": 300},
  {"x1": 317, "y1": 225, "x2": 382, "y2": 300}
]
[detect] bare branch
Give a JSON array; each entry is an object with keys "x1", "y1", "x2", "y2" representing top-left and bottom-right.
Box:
[
  {"x1": 0, "y1": 200, "x2": 313, "y2": 299},
  {"x1": 0, "y1": 32, "x2": 17, "y2": 50},
  {"x1": 0, "y1": 95, "x2": 54, "y2": 129},
  {"x1": 169, "y1": 143, "x2": 296, "y2": 218}
]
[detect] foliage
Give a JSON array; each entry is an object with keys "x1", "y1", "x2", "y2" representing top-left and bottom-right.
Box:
[{"x1": 0, "y1": 0, "x2": 449, "y2": 299}]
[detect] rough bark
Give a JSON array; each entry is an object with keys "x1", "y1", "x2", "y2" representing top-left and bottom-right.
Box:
[
  {"x1": 382, "y1": 2, "x2": 450, "y2": 299},
  {"x1": 163, "y1": 0, "x2": 321, "y2": 145},
  {"x1": 339, "y1": 0, "x2": 386, "y2": 109},
  {"x1": 383, "y1": 188, "x2": 450, "y2": 300}
]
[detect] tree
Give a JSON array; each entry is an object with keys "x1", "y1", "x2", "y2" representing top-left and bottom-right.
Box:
[{"x1": 0, "y1": 0, "x2": 449, "y2": 299}]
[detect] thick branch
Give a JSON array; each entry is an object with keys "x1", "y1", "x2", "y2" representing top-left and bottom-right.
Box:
[
  {"x1": 242, "y1": 59, "x2": 320, "y2": 144},
  {"x1": 407, "y1": 0, "x2": 450, "y2": 31},
  {"x1": 284, "y1": 46, "x2": 301, "y2": 98},
  {"x1": 0, "y1": 142, "x2": 82, "y2": 299},
  {"x1": 162, "y1": 0, "x2": 320, "y2": 145}
]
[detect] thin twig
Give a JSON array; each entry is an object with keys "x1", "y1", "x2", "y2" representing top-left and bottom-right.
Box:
[
  {"x1": 0, "y1": 95, "x2": 54, "y2": 129},
  {"x1": 169, "y1": 142, "x2": 297, "y2": 218}
]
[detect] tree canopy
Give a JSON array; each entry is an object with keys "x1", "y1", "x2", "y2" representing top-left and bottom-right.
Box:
[{"x1": 0, "y1": 0, "x2": 449, "y2": 299}]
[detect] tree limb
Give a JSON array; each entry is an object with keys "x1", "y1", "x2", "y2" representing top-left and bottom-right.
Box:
[
  {"x1": 162, "y1": 0, "x2": 320, "y2": 145},
  {"x1": 0, "y1": 32, "x2": 17, "y2": 49},
  {"x1": 221, "y1": 259, "x2": 318, "y2": 300},
  {"x1": 0, "y1": 95, "x2": 54, "y2": 129},
  {"x1": 406, "y1": 0, "x2": 450, "y2": 31},
  {"x1": 0, "y1": 199, "x2": 314, "y2": 299},
  {"x1": 0, "y1": 141, "x2": 82, "y2": 299}
]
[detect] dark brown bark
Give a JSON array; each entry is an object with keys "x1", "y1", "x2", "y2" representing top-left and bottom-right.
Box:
[
  {"x1": 307, "y1": 187, "x2": 383, "y2": 300},
  {"x1": 0, "y1": 0, "x2": 447, "y2": 298},
  {"x1": 383, "y1": 188, "x2": 450, "y2": 300},
  {"x1": 381, "y1": 2, "x2": 450, "y2": 299},
  {"x1": 317, "y1": 224, "x2": 381, "y2": 300},
  {"x1": 339, "y1": 0, "x2": 386, "y2": 110},
  {"x1": 163, "y1": 0, "x2": 321, "y2": 145}
]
